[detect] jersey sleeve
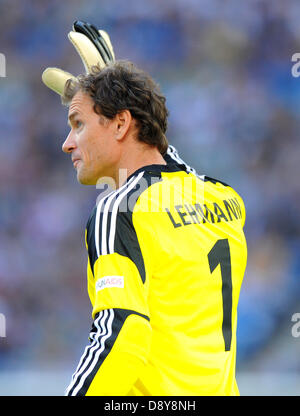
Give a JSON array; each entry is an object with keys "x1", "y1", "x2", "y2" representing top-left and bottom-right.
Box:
[{"x1": 65, "y1": 176, "x2": 152, "y2": 396}]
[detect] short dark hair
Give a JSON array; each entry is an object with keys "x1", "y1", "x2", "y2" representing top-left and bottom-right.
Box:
[{"x1": 62, "y1": 60, "x2": 169, "y2": 154}]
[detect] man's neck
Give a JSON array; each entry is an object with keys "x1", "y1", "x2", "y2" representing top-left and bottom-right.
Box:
[{"x1": 115, "y1": 145, "x2": 166, "y2": 188}]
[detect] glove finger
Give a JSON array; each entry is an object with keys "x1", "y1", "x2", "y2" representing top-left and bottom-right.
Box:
[
  {"x1": 72, "y1": 21, "x2": 114, "y2": 65},
  {"x1": 68, "y1": 31, "x2": 107, "y2": 73},
  {"x1": 42, "y1": 67, "x2": 75, "y2": 96},
  {"x1": 99, "y1": 30, "x2": 115, "y2": 61}
]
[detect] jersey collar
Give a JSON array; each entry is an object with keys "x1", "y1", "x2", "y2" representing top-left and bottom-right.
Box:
[{"x1": 126, "y1": 162, "x2": 187, "y2": 183}]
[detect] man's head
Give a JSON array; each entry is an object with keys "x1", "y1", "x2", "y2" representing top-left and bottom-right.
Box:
[{"x1": 62, "y1": 60, "x2": 169, "y2": 185}]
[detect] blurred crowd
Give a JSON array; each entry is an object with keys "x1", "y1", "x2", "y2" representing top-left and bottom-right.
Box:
[{"x1": 0, "y1": 0, "x2": 300, "y2": 372}]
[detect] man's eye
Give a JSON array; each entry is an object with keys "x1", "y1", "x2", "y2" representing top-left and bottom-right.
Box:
[{"x1": 75, "y1": 120, "x2": 82, "y2": 128}]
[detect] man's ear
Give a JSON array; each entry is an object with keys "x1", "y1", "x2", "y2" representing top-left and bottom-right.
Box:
[{"x1": 115, "y1": 110, "x2": 132, "y2": 140}]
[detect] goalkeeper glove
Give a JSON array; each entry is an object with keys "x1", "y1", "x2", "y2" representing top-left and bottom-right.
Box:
[{"x1": 42, "y1": 20, "x2": 115, "y2": 96}]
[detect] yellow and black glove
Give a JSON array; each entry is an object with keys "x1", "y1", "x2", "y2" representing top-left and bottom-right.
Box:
[{"x1": 42, "y1": 20, "x2": 115, "y2": 96}]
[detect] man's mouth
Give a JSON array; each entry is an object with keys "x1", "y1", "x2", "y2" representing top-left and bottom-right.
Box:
[{"x1": 72, "y1": 158, "x2": 81, "y2": 168}]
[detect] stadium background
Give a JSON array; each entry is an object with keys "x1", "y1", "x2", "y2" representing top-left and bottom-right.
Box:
[{"x1": 0, "y1": 0, "x2": 300, "y2": 395}]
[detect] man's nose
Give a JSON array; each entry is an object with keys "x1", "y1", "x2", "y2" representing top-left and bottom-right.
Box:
[{"x1": 62, "y1": 130, "x2": 76, "y2": 154}]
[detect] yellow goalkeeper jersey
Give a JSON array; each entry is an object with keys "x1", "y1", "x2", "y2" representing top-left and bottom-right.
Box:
[{"x1": 65, "y1": 154, "x2": 247, "y2": 396}]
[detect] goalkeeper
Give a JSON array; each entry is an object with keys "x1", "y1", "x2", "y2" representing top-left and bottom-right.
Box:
[{"x1": 42, "y1": 22, "x2": 247, "y2": 396}]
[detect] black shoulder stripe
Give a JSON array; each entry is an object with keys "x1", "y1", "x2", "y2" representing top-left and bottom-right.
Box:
[
  {"x1": 86, "y1": 172, "x2": 161, "y2": 282},
  {"x1": 113, "y1": 172, "x2": 161, "y2": 284}
]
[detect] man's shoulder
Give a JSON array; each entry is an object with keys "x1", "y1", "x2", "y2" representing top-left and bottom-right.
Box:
[
  {"x1": 86, "y1": 170, "x2": 244, "y2": 225},
  {"x1": 85, "y1": 170, "x2": 160, "y2": 232},
  {"x1": 85, "y1": 172, "x2": 151, "y2": 278}
]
